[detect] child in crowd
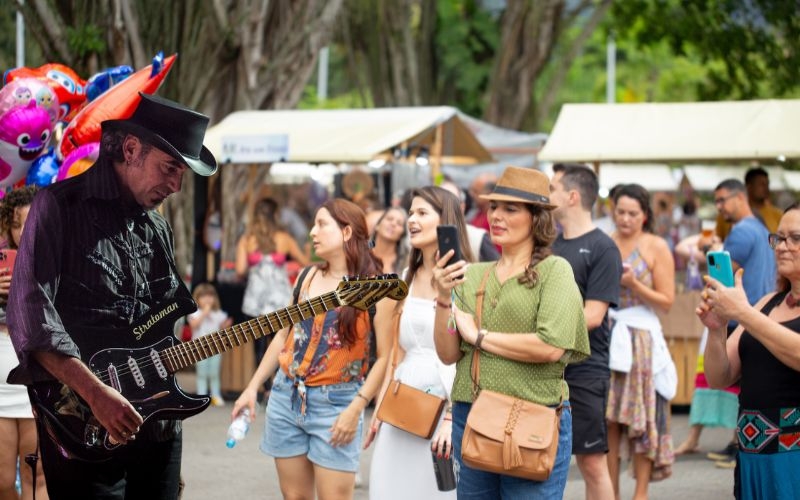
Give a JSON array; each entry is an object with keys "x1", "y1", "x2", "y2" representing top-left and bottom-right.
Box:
[{"x1": 188, "y1": 283, "x2": 233, "y2": 406}]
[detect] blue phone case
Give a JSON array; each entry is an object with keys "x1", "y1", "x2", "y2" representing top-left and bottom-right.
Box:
[{"x1": 706, "y1": 250, "x2": 734, "y2": 287}]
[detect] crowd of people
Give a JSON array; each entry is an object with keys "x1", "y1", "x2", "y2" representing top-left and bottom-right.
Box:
[{"x1": 0, "y1": 89, "x2": 796, "y2": 500}]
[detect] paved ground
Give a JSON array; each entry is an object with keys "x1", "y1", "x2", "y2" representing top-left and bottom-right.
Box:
[{"x1": 178, "y1": 372, "x2": 735, "y2": 499}]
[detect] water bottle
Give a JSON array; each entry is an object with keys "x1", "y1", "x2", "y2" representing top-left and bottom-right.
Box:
[{"x1": 226, "y1": 408, "x2": 251, "y2": 448}]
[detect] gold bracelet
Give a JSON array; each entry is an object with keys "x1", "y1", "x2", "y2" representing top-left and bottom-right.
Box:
[{"x1": 356, "y1": 391, "x2": 370, "y2": 404}]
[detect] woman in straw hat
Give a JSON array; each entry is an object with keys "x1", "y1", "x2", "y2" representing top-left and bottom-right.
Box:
[{"x1": 432, "y1": 166, "x2": 590, "y2": 498}]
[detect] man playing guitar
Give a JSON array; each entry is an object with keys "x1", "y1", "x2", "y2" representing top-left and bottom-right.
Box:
[{"x1": 6, "y1": 93, "x2": 218, "y2": 500}]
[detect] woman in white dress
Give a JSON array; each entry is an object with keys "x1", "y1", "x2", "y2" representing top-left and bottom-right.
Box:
[{"x1": 366, "y1": 186, "x2": 474, "y2": 499}]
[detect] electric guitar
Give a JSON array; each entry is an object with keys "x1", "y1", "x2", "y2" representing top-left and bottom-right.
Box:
[{"x1": 29, "y1": 274, "x2": 408, "y2": 462}]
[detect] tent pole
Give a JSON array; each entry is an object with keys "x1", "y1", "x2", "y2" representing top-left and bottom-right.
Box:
[{"x1": 431, "y1": 124, "x2": 443, "y2": 184}]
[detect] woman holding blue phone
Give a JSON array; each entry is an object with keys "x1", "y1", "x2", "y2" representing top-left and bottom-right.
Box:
[
  {"x1": 707, "y1": 251, "x2": 735, "y2": 287},
  {"x1": 699, "y1": 203, "x2": 800, "y2": 499},
  {"x1": 606, "y1": 183, "x2": 676, "y2": 499}
]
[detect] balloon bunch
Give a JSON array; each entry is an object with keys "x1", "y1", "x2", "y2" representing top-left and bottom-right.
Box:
[{"x1": 0, "y1": 52, "x2": 176, "y2": 193}]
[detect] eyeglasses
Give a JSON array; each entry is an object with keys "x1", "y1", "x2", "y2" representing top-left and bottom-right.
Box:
[
  {"x1": 768, "y1": 233, "x2": 800, "y2": 250},
  {"x1": 714, "y1": 193, "x2": 738, "y2": 206}
]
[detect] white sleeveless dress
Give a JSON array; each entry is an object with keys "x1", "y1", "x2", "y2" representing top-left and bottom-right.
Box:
[{"x1": 369, "y1": 295, "x2": 456, "y2": 499}]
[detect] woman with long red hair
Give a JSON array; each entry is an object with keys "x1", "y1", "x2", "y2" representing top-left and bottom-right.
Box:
[{"x1": 233, "y1": 199, "x2": 392, "y2": 499}]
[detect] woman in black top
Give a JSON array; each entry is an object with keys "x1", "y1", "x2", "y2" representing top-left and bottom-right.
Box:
[{"x1": 699, "y1": 203, "x2": 800, "y2": 499}]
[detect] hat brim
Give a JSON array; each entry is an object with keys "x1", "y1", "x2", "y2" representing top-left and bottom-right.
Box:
[
  {"x1": 103, "y1": 120, "x2": 217, "y2": 176},
  {"x1": 479, "y1": 192, "x2": 556, "y2": 210}
]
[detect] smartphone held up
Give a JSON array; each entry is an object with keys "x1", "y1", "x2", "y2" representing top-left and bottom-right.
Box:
[
  {"x1": 0, "y1": 249, "x2": 16, "y2": 276},
  {"x1": 706, "y1": 250, "x2": 734, "y2": 287}
]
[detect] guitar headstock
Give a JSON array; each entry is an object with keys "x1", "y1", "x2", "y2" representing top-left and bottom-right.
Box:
[{"x1": 336, "y1": 274, "x2": 409, "y2": 310}]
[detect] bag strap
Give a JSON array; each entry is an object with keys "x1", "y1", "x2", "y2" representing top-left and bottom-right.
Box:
[
  {"x1": 469, "y1": 265, "x2": 494, "y2": 400},
  {"x1": 387, "y1": 302, "x2": 405, "y2": 381},
  {"x1": 292, "y1": 265, "x2": 314, "y2": 305},
  {"x1": 469, "y1": 264, "x2": 565, "y2": 408},
  {"x1": 291, "y1": 267, "x2": 321, "y2": 378}
]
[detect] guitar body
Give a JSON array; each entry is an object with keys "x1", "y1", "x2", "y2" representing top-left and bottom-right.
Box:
[{"x1": 29, "y1": 298, "x2": 207, "y2": 462}]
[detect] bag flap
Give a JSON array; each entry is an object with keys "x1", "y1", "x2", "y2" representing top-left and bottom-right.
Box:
[{"x1": 465, "y1": 390, "x2": 557, "y2": 450}]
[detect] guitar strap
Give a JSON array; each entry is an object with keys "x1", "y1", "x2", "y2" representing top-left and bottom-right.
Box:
[{"x1": 288, "y1": 267, "x2": 324, "y2": 414}]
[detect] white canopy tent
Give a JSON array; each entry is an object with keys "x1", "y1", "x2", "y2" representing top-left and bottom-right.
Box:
[
  {"x1": 682, "y1": 165, "x2": 789, "y2": 192},
  {"x1": 205, "y1": 106, "x2": 492, "y2": 166},
  {"x1": 783, "y1": 171, "x2": 800, "y2": 191},
  {"x1": 540, "y1": 163, "x2": 678, "y2": 194},
  {"x1": 539, "y1": 99, "x2": 800, "y2": 163}
]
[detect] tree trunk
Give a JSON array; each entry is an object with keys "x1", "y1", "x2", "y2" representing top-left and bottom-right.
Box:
[
  {"x1": 342, "y1": 0, "x2": 429, "y2": 107},
  {"x1": 482, "y1": 0, "x2": 565, "y2": 130},
  {"x1": 533, "y1": 0, "x2": 612, "y2": 129},
  {"x1": 15, "y1": 0, "x2": 344, "y2": 270}
]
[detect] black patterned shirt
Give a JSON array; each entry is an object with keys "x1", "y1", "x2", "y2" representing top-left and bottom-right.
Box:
[{"x1": 6, "y1": 157, "x2": 193, "y2": 438}]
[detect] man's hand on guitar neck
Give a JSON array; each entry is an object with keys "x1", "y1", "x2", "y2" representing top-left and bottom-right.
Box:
[{"x1": 34, "y1": 351, "x2": 144, "y2": 444}]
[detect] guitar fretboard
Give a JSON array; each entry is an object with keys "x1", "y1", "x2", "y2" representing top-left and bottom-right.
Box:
[{"x1": 162, "y1": 291, "x2": 342, "y2": 372}]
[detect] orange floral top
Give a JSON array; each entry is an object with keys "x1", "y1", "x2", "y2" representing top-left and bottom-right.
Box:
[{"x1": 278, "y1": 269, "x2": 371, "y2": 387}]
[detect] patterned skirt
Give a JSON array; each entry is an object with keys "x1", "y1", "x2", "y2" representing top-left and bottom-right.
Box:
[{"x1": 606, "y1": 325, "x2": 674, "y2": 481}]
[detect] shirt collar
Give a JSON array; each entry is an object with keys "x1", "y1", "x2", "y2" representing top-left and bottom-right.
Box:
[
  {"x1": 81, "y1": 156, "x2": 146, "y2": 217},
  {"x1": 82, "y1": 155, "x2": 121, "y2": 202}
]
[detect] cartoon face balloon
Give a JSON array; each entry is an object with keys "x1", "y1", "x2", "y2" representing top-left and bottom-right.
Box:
[
  {"x1": 0, "y1": 78, "x2": 60, "y2": 126},
  {"x1": 0, "y1": 101, "x2": 53, "y2": 187},
  {"x1": 4, "y1": 64, "x2": 87, "y2": 123}
]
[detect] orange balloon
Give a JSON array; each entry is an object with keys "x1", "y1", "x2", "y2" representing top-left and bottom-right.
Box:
[
  {"x1": 65, "y1": 158, "x2": 94, "y2": 179},
  {"x1": 59, "y1": 54, "x2": 176, "y2": 159}
]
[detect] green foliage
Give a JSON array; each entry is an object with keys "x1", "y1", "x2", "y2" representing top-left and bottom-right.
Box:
[
  {"x1": 434, "y1": 0, "x2": 499, "y2": 116},
  {"x1": 610, "y1": 0, "x2": 800, "y2": 101},
  {"x1": 65, "y1": 24, "x2": 105, "y2": 58},
  {"x1": 298, "y1": 84, "x2": 374, "y2": 110}
]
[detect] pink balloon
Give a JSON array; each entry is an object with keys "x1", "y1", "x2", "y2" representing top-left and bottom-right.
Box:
[
  {"x1": 0, "y1": 101, "x2": 53, "y2": 188},
  {"x1": 57, "y1": 141, "x2": 100, "y2": 181},
  {"x1": 0, "y1": 77, "x2": 61, "y2": 125}
]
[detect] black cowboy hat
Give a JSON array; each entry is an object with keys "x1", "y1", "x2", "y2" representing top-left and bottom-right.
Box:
[{"x1": 101, "y1": 92, "x2": 217, "y2": 176}]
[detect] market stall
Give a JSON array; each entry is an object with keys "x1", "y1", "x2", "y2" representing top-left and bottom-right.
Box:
[{"x1": 539, "y1": 98, "x2": 800, "y2": 405}]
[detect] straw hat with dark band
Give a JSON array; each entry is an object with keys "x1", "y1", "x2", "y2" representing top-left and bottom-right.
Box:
[
  {"x1": 479, "y1": 166, "x2": 555, "y2": 210},
  {"x1": 102, "y1": 92, "x2": 217, "y2": 176}
]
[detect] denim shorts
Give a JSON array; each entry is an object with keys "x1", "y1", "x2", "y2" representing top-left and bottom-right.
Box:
[
  {"x1": 451, "y1": 399, "x2": 573, "y2": 499},
  {"x1": 260, "y1": 371, "x2": 364, "y2": 472}
]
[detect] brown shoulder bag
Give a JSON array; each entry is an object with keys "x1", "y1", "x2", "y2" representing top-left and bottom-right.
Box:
[{"x1": 375, "y1": 304, "x2": 446, "y2": 439}]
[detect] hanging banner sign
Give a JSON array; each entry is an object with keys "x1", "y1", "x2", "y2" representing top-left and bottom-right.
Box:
[{"x1": 221, "y1": 134, "x2": 289, "y2": 163}]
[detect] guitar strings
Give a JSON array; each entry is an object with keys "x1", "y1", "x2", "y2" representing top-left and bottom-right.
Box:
[
  {"x1": 95, "y1": 293, "x2": 338, "y2": 384},
  {"x1": 94, "y1": 283, "x2": 391, "y2": 385}
]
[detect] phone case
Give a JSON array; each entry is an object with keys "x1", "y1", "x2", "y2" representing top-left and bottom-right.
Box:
[
  {"x1": 706, "y1": 250, "x2": 734, "y2": 287},
  {"x1": 0, "y1": 249, "x2": 16, "y2": 274},
  {"x1": 436, "y1": 225, "x2": 462, "y2": 266}
]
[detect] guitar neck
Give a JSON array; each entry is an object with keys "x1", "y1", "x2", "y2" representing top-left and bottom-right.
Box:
[{"x1": 163, "y1": 290, "x2": 342, "y2": 372}]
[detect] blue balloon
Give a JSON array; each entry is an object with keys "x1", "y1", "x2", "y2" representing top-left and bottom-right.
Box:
[
  {"x1": 86, "y1": 65, "x2": 134, "y2": 102},
  {"x1": 26, "y1": 148, "x2": 60, "y2": 187}
]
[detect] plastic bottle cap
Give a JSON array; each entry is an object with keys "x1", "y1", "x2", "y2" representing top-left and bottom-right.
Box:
[{"x1": 226, "y1": 439, "x2": 236, "y2": 449}]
